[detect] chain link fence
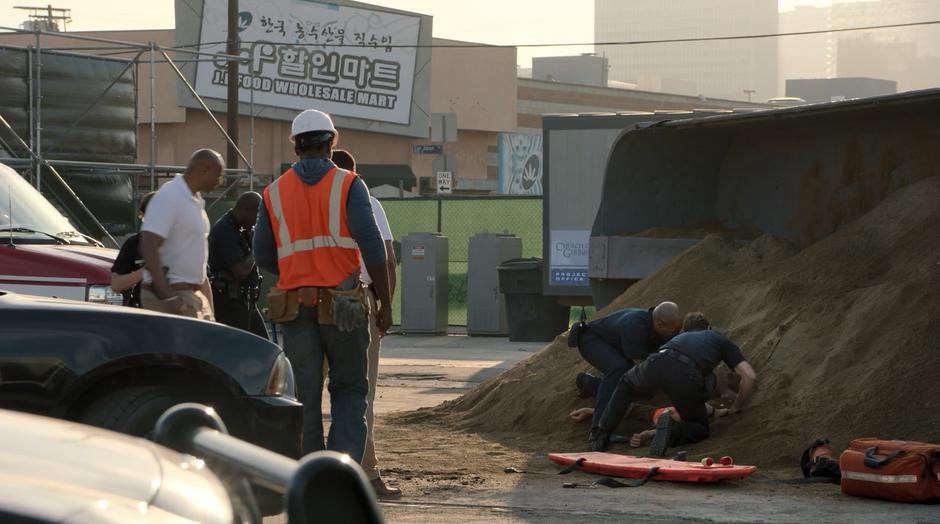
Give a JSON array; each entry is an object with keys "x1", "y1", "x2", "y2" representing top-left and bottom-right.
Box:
[{"x1": 380, "y1": 196, "x2": 542, "y2": 326}]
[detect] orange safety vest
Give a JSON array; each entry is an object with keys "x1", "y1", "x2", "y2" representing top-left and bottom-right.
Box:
[{"x1": 263, "y1": 165, "x2": 361, "y2": 290}]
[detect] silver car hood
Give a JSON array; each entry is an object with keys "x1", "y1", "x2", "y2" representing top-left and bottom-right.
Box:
[{"x1": 0, "y1": 409, "x2": 233, "y2": 523}]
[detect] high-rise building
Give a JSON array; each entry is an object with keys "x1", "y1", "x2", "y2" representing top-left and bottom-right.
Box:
[
  {"x1": 595, "y1": 0, "x2": 779, "y2": 102},
  {"x1": 779, "y1": 0, "x2": 940, "y2": 93},
  {"x1": 778, "y1": 5, "x2": 834, "y2": 95}
]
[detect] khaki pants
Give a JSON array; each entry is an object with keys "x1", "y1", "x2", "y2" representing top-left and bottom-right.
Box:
[
  {"x1": 141, "y1": 288, "x2": 214, "y2": 320},
  {"x1": 360, "y1": 287, "x2": 382, "y2": 480}
]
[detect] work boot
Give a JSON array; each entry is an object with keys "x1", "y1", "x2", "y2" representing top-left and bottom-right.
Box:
[
  {"x1": 370, "y1": 476, "x2": 402, "y2": 499},
  {"x1": 649, "y1": 412, "x2": 681, "y2": 458},
  {"x1": 590, "y1": 429, "x2": 612, "y2": 452},
  {"x1": 575, "y1": 372, "x2": 598, "y2": 398},
  {"x1": 588, "y1": 427, "x2": 626, "y2": 450}
]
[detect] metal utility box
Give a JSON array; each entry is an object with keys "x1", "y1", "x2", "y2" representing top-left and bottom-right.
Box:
[
  {"x1": 401, "y1": 233, "x2": 449, "y2": 334},
  {"x1": 466, "y1": 233, "x2": 522, "y2": 335}
]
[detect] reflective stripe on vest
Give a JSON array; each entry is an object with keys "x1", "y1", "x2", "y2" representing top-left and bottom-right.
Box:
[{"x1": 268, "y1": 169, "x2": 358, "y2": 259}]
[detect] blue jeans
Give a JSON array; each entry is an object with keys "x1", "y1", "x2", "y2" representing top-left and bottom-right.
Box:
[
  {"x1": 577, "y1": 329, "x2": 635, "y2": 430},
  {"x1": 281, "y1": 305, "x2": 370, "y2": 461}
]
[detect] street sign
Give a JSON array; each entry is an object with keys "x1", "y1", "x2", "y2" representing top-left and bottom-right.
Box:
[
  {"x1": 436, "y1": 171, "x2": 453, "y2": 194},
  {"x1": 412, "y1": 144, "x2": 443, "y2": 155}
]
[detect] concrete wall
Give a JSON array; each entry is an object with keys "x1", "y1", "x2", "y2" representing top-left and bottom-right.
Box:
[{"x1": 430, "y1": 39, "x2": 517, "y2": 133}]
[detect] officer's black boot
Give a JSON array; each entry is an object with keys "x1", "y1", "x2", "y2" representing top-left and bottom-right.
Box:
[
  {"x1": 575, "y1": 372, "x2": 599, "y2": 398},
  {"x1": 649, "y1": 412, "x2": 681, "y2": 458},
  {"x1": 590, "y1": 428, "x2": 612, "y2": 452}
]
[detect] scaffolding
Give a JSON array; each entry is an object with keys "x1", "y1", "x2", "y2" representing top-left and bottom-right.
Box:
[{"x1": 0, "y1": 25, "x2": 261, "y2": 248}]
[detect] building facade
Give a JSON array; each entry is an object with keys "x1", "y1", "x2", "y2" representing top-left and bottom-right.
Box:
[
  {"x1": 779, "y1": 0, "x2": 940, "y2": 93},
  {"x1": 595, "y1": 0, "x2": 779, "y2": 102}
]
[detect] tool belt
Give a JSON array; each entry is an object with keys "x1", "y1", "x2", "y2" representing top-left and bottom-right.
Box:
[
  {"x1": 210, "y1": 270, "x2": 262, "y2": 303},
  {"x1": 265, "y1": 278, "x2": 367, "y2": 332},
  {"x1": 840, "y1": 438, "x2": 940, "y2": 502}
]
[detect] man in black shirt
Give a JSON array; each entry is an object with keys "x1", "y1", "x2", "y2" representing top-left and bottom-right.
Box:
[
  {"x1": 576, "y1": 302, "x2": 682, "y2": 439},
  {"x1": 208, "y1": 192, "x2": 267, "y2": 339},
  {"x1": 593, "y1": 312, "x2": 757, "y2": 456},
  {"x1": 110, "y1": 192, "x2": 156, "y2": 307}
]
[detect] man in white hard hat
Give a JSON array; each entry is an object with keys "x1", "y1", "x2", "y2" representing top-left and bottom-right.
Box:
[{"x1": 254, "y1": 110, "x2": 393, "y2": 468}]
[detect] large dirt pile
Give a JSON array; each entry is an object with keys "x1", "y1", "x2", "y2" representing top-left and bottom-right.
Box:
[{"x1": 406, "y1": 176, "x2": 940, "y2": 467}]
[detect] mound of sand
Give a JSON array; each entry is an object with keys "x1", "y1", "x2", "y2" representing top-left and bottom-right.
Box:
[{"x1": 404, "y1": 176, "x2": 940, "y2": 468}]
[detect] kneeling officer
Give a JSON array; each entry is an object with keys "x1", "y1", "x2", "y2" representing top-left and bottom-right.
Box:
[
  {"x1": 592, "y1": 312, "x2": 757, "y2": 456},
  {"x1": 208, "y1": 192, "x2": 268, "y2": 339}
]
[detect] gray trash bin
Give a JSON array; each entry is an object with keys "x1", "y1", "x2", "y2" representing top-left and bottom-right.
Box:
[{"x1": 497, "y1": 258, "x2": 570, "y2": 342}]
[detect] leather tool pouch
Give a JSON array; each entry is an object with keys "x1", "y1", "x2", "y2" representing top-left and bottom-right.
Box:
[
  {"x1": 321, "y1": 283, "x2": 367, "y2": 332},
  {"x1": 318, "y1": 288, "x2": 335, "y2": 325},
  {"x1": 265, "y1": 288, "x2": 300, "y2": 323}
]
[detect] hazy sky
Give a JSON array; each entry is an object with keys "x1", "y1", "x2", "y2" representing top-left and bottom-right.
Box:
[{"x1": 0, "y1": 0, "x2": 857, "y2": 67}]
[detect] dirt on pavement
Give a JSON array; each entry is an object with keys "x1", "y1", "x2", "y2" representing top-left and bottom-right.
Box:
[
  {"x1": 365, "y1": 176, "x2": 940, "y2": 522},
  {"x1": 405, "y1": 176, "x2": 940, "y2": 468}
]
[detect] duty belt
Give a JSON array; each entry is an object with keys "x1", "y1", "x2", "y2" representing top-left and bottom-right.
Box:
[{"x1": 660, "y1": 348, "x2": 707, "y2": 376}]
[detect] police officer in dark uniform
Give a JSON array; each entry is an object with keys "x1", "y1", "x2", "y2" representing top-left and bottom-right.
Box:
[
  {"x1": 208, "y1": 192, "x2": 267, "y2": 339},
  {"x1": 592, "y1": 312, "x2": 758, "y2": 456},
  {"x1": 575, "y1": 302, "x2": 682, "y2": 440}
]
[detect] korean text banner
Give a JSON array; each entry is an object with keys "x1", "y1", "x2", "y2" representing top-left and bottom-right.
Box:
[{"x1": 195, "y1": 0, "x2": 421, "y2": 125}]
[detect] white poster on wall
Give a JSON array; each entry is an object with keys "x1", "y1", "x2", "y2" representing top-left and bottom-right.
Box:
[
  {"x1": 195, "y1": 0, "x2": 421, "y2": 125},
  {"x1": 549, "y1": 229, "x2": 590, "y2": 286},
  {"x1": 497, "y1": 133, "x2": 543, "y2": 195}
]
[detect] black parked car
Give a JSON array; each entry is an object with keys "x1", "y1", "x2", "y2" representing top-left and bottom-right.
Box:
[{"x1": 0, "y1": 290, "x2": 302, "y2": 459}]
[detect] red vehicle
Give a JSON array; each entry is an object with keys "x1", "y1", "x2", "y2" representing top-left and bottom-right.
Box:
[{"x1": 0, "y1": 162, "x2": 121, "y2": 304}]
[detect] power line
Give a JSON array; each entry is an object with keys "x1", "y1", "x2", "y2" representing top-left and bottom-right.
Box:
[{"x1": 210, "y1": 18, "x2": 940, "y2": 49}]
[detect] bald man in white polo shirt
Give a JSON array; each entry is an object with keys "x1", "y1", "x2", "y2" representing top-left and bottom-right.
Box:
[{"x1": 139, "y1": 149, "x2": 225, "y2": 319}]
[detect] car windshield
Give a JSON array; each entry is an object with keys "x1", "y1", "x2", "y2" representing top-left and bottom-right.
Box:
[{"x1": 0, "y1": 163, "x2": 91, "y2": 246}]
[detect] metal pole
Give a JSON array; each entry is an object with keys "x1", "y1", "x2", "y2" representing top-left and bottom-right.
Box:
[
  {"x1": 133, "y1": 55, "x2": 140, "y2": 221},
  {"x1": 149, "y1": 42, "x2": 156, "y2": 190},
  {"x1": 27, "y1": 44, "x2": 34, "y2": 185},
  {"x1": 160, "y1": 51, "x2": 252, "y2": 169},
  {"x1": 437, "y1": 199, "x2": 442, "y2": 233},
  {"x1": 133, "y1": 55, "x2": 141, "y2": 229},
  {"x1": 226, "y1": 0, "x2": 240, "y2": 172},
  {"x1": 206, "y1": 174, "x2": 247, "y2": 212},
  {"x1": 0, "y1": 26, "x2": 243, "y2": 61},
  {"x1": 0, "y1": 157, "x2": 248, "y2": 173},
  {"x1": 249, "y1": 64, "x2": 255, "y2": 191},
  {"x1": 35, "y1": 30, "x2": 41, "y2": 190}
]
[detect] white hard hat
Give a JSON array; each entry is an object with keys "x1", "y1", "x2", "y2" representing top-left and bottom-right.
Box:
[{"x1": 290, "y1": 109, "x2": 338, "y2": 143}]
